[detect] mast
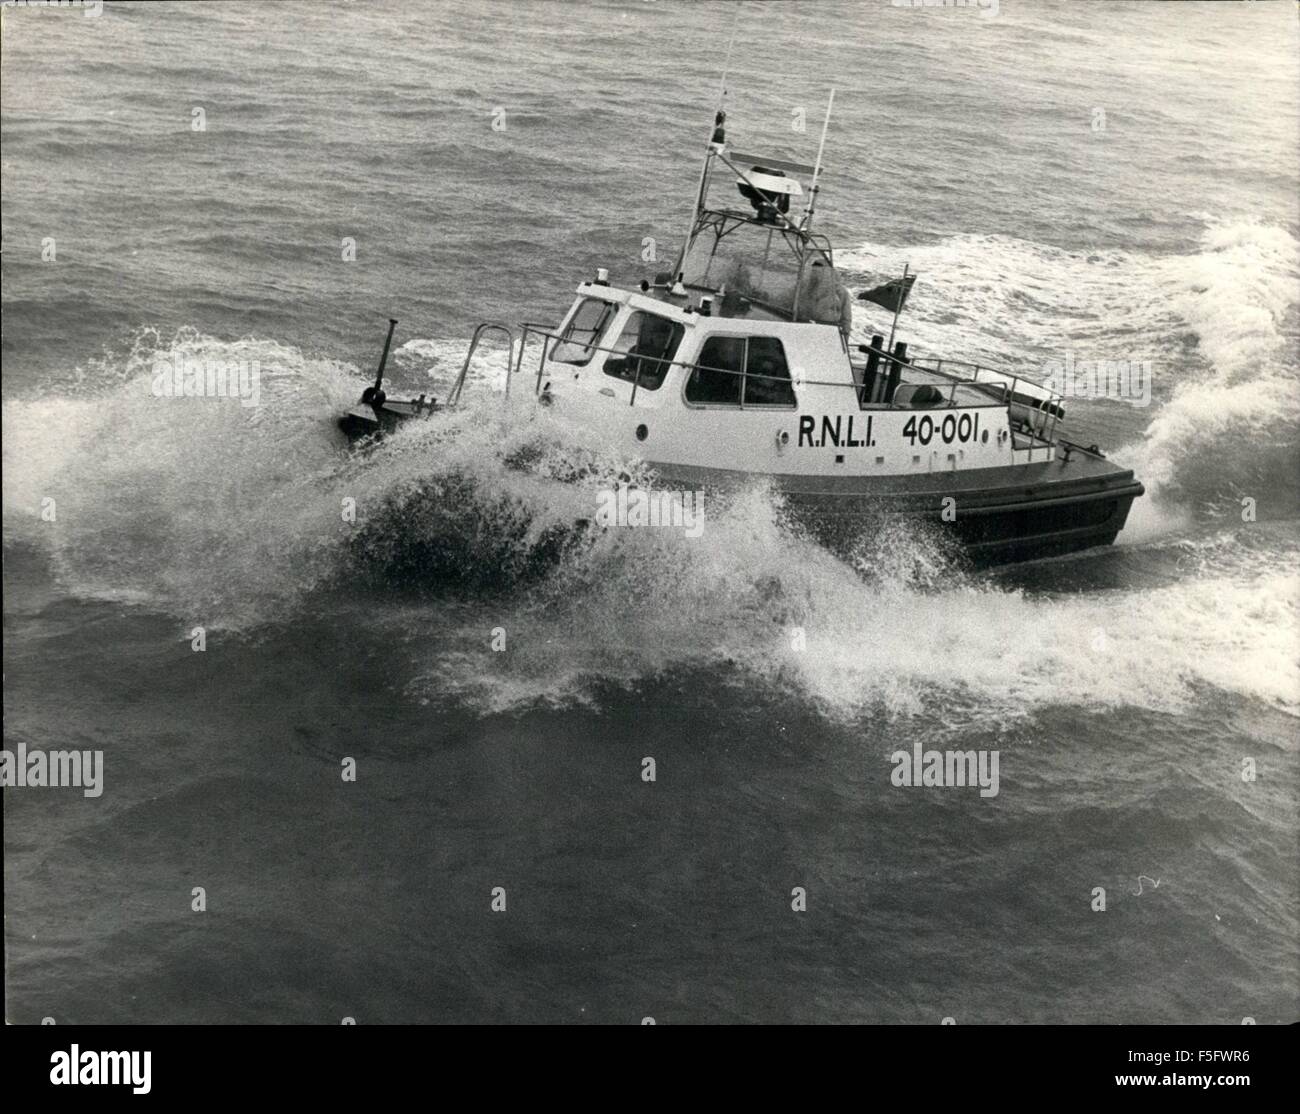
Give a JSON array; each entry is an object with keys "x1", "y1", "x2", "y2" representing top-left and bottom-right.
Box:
[
  {"x1": 886, "y1": 263, "x2": 910, "y2": 353},
  {"x1": 802, "y1": 89, "x2": 835, "y2": 235},
  {"x1": 674, "y1": 13, "x2": 739, "y2": 283}
]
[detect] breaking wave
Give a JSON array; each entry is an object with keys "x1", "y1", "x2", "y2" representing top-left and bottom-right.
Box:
[
  {"x1": 841, "y1": 216, "x2": 1300, "y2": 537},
  {"x1": 4, "y1": 213, "x2": 1298, "y2": 720}
]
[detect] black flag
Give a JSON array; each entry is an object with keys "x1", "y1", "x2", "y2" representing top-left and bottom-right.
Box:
[{"x1": 857, "y1": 273, "x2": 916, "y2": 313}]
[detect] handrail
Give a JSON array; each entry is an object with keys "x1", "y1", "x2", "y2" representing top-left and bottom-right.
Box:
[
  {"x1": 682, "y1": 206, "x2": 837, "y2": 323},
  {"x1": 519, "y1": 322, "x2": 812, "y2": 393},
  {"x1": 517, "y1": 323, "x2": 1041, "y2": 407},
  {"x1": 903, "y1": 352, "x2": 1067, "y2": 425},
  {"x1": 519, "y1": 322, "x2": 684, "y2": 400},
  {"x1": 450, "y1": 322, "x2": 515, "y2": 405},
  {"x1": 495, "y1": 323, "x2": 1063, "y2": 429}
]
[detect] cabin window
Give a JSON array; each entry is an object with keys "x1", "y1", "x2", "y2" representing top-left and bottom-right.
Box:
[
  {"x1": 602, "y1": 312, "x2": 685, "y2": 391},
  {"x1": 685, "y1": 335, "x2": 796, "y2": 408},
  {"x1": 743, "y1": 336, "x2": 796, "y2": 406},
  {"x1": 686, "y1": 336, "x2": 745, "y2": 405},
  {"x1": 550, "y1": 297, "x2": 616, "y2": 365}
]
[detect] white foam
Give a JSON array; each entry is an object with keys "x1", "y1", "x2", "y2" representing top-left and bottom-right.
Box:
[
  {"x1": 5, "y1": 238, "x2": 1297, "y2": 723},
  {"x1": 3, "y1": 329, "x2": 365, "y2": 629},
  {"x1": 844, "y1": 217, "x2": 1299, "y2": 542}
]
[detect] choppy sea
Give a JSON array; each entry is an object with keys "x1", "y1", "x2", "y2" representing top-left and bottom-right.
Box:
[{"x1": 3, "y1": 0, "x2": 1298, "y2": 1023}]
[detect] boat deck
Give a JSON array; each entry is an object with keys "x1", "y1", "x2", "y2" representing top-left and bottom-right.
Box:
[{"x1": 848, "y1": 357, "x2": 1022, "y2": 410}]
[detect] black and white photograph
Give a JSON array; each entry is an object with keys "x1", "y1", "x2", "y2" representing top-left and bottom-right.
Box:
[{"x1": 2, "y1": 0, "x2": 1296, "y2": 1078}]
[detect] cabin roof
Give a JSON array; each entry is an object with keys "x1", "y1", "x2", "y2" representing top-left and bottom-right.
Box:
[{"x1": 574, "y1": 281, "x2": 842, "y2": 336}]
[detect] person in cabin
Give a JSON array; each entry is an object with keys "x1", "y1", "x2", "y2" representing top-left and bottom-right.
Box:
[
  {"x1": 804, "y1": 258, "x2": 854, "y2": 339},
  {"x1": 836, "y1": 278, "x2": 854, "y2": 339},
  {"x1": 618, "y1": 314, "x2": 677, "y2": 387},
  {"x1": 799, "y1": 259, "x2": 831, "y2": 322}
]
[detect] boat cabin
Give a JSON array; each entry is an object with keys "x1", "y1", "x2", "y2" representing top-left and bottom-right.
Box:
[
  {"x1": 449, "y1": 128, "x2": 1066, "y2": 480},
  {"x1": 338, "y1": 105, "x2": 1140, "y2": 566}
]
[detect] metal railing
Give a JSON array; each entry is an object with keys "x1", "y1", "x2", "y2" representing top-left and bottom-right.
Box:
[
  {"x1": 450, "y1": 321, "x2": 1063, "y2": 444},
  {"x1": 679, "y1": 205, "x2": 837, "y2": 323},
  {"x1": 449, "y1": 322, "x2": 516, "y2": 405},
  {"x1": 905, "y1": 353, "x2": 1064, "y2": 445},
  {"x1": 515, "y1": 322, "x2": 835, "y2": 409}
]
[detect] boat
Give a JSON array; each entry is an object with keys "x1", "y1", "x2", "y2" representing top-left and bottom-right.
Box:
[{"x1": 338, "y1": 101, "x2": 1144, "y2": 566}]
